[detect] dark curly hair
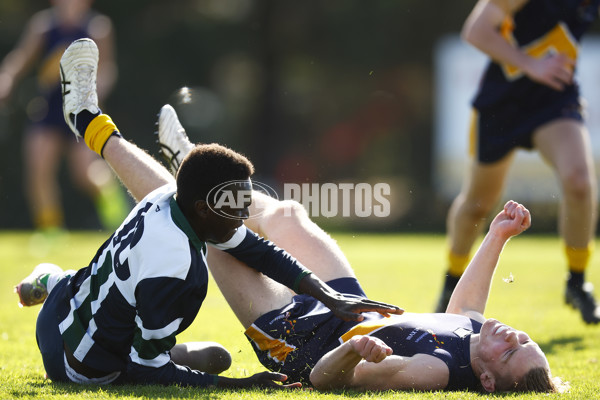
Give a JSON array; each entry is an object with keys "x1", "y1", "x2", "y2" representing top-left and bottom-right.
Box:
[{"x1": 176, "y1": 143, "x2": 254, "y2": 214}]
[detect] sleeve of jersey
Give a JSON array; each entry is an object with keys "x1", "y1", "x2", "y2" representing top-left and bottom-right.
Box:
[
  {"x1": 125, "y1": 277, "x2": 217, "y2": 387},
  {"x1": 210, "y1": 225, "x2": 311, "y2": 292}
]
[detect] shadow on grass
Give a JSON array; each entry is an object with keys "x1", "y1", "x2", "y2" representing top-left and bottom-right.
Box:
[
  {"x1": 12, "y1": 380, "x2": 312, "y2": 399},
  {"x1": 537, "y1": 335, "x2": 585, "y2": 354}
]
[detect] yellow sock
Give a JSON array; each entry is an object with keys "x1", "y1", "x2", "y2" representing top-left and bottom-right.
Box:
[
  {"x1": 447, "y1": 251, "x2": 470, "y2": 277},
  {"x1": 35, "y1": 207, "x2": 64, "y2": 230},
  {"x1": 85, "y1": 114, "x2": 119, "y2": 156},
  {"x1": 565, "y1": 244, "x2": 593, "y2": 274}
]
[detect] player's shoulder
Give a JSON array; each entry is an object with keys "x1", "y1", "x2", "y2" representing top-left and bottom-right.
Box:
[
  {"x1": 138, "y1": 186, "x2": 197, "y2": 272},
  {"x1": 488, "y1": 0, "x2": 529, "y2": 14}
]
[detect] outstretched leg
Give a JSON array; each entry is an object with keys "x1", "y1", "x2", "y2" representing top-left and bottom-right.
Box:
[
  {"x1": 101, "y1": 137, "x2": 173, "y2": 201},
  {"x1": 206, "y1": 195, "x2": 357, "y2": 328},
  {"x1": 246, "y1": 192, "x2": 355, "y2": 282},
  {"x1": 155, "y1": 103, "x2": 359, "y2": 327},
  {"x1": 60, "y1": 38, "x2": 173, "y2": 202}
]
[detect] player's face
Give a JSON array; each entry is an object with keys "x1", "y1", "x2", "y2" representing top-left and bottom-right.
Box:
[
  {"x1": 478, "y1": 319, "x2": 549, "y2": 391},
  {"x1": 203, "y1": 180, "x2": 252, "y2": 244}
]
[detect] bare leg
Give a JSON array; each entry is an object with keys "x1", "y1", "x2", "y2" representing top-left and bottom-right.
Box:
[
  {"x1": 68, "y1": 141, "x2": 104, "y2": 198},
  {"x1": 447, "y1": 154, "x2": 514, "y2": 257},
  {"x1": 207, "y1": 192, "x2": 356, "y2": 328},
  {"x1": 24, "y1": 128, "x2": 64, "y2": 228},
  {"x1": 100, "y1": 135, "x2": 174, "y2": 202},
  {"x1": 247, "y1": 192, "x2": 355, "y2": 281},
  {"x1": 170, "y1": 342, "x2": 232, "y2": 374},
  {"x1": 534, "y1": 119, "x2": 597, "y2": 249},
  {"x1": 207, "y1": 249, "x2": 294, "y2": 328}
]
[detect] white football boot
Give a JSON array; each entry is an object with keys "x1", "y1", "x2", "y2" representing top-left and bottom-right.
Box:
[
  {"x1": 60, "y1": 38, "x2": 100, "y2": 138},
  {"x1": 156, "y1": 104, "x2": 195, "y2": 176}
]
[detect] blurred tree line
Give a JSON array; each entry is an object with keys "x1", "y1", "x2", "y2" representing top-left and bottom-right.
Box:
[{"x1": 0, "y1": 0, "x2": 533, "y2": 231}]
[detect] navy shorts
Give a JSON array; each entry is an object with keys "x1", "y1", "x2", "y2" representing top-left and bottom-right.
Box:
[
  {"x1": 474, "y1": 91, "x2": 584, "y2": 163},
  {"x1": 245, "y1": 277, "x2": 367, "y2": 384},
  {"x1": 28, "y1": 87, "x2": 76, "y2": 139},
  {"x1": 36, "y1": 278, "x2": 70, "y2": 382}
]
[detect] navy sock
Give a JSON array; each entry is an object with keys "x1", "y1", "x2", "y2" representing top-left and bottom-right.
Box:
[{"x1": 72, "y1": 109, "x2": 102, "y2": 139}]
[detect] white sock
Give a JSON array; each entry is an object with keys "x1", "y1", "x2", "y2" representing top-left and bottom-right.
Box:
[{"x1": 46, "y1": 270, "x2": 75, "y2": 294}]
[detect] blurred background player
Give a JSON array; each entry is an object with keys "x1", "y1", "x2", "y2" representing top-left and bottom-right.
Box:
[
  {"x1": 436, "y1": 0, "x2": 600, "y2": 324},
  {"x1": 0, "y1": 0, "x2": 127, "y2": 238}
]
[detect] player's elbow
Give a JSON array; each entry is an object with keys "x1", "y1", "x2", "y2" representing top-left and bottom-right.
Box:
[
  {"x1": 309, "y1": 368, "x2": 342, "y2": 390},
  {"x1": 461, "y1": 23, "x2": 480, "y2": 47},
  {"x1": 461, "y1": 15, "x2": 491, "y2": 50},
  {"x1": 309, "y1": 368, "x2": 328, "y2": 389}
]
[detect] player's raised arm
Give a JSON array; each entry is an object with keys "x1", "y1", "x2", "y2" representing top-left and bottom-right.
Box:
[{"x1": 446, "y1": 201, "x2": 531, "y2": 321}]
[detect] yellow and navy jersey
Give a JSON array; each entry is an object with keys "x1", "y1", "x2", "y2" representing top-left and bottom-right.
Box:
[
  {"x1": 473, "y1": 0, "x2": 600, "y2": 110},
  {"x1": 37, "y1": 12, "x2": 96, "y2": 91},
  {"x1": 246, "y1": 277, "x2": 481, "y2": 390},
  {"x1": 341, "y1": 312, "x2": 481, "y2": 391}
]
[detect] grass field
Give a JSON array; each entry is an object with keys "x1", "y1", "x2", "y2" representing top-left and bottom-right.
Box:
[{"x1": 1, "y1": 230, "x2": 599, "y2": 399}]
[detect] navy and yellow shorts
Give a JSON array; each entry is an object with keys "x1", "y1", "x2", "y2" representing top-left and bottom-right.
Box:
[
  {"x1": 471, "y1": 90, "x2": 584, "y2": 163},
  {"x1": 244, "y1": 277, "x2": 366, "y2": 384}
]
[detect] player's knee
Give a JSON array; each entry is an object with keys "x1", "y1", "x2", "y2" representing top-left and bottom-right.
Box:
[
  {"x1": 269, "y1": 199, "x2": 308, "y2": 222},
  {"x1": 201, "y1": 344, "x2": 232, "y2": 374},
  {"x1": 462, "y1": 198, "x2": 495, "y2": 220},
  {"x1": 209, "y1": 346, "x2": 232, "y2": 374},
  {"x1": 562, "y1": 167, "x2": 594, "y2": 201},
  {"x1": 173, "y1": 342, "x2": 232, "y2": 374}
]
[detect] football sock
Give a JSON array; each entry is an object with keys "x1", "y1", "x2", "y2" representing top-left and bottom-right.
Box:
[
  {"x1": 565, "y1": 244, "x2": 592, "y2": 274},
  {"x1": 39, "y1": 273, "x2": 50, "y2": 288},
  {"x1": 45, "y1": 271, "x2": 74, "y2": 294},
  {"x1": 447, "y1": 251, "x2": 470, "y2": 278},
  {"x1": 35, "y1": 206, "x2": 64, "y2": 230},
  {"x1": 73, "y1": 110, "x2": 122, "y2": 157},
  {"x1": 73, "y1": 109, "x2": 100, "y2": 135}
]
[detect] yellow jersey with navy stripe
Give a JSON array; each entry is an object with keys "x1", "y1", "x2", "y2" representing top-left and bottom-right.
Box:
[
  {"x1": 29, "y1": 10, "x2": 98, "y2": 131},
  {"x1": 470, "y1": 0, "x2": 599, "y2": 162}
]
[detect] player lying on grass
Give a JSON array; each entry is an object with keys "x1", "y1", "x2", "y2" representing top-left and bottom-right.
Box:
[
  {"x1": 155, "y1": 94, "x2": 566, "y2": 393},
  {"x1": 14, "y1": 38, "x2": 401, "y2": 388},
  {"x1": 118, "y1": 97, "x2": 563, "y2": 392}
]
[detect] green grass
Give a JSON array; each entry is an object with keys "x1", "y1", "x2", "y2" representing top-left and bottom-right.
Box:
[{"x1": 1, "y1": 230, "x2": 599, "y2": 399}]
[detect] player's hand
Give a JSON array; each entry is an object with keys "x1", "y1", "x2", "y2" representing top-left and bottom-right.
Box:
[
  {"x1": 523, "y1": 53, "x2": 574, "y2": 91},
  {"x1": 216, "y1": 372, "x2": 302, "y2": 390},
  {"x1": 349, "y1": 335, "x2": 392, "y2": 363},
  {"x1": 489, "y1": 200, "x2": 531, "y2": 239},
  {"x1": 297, "y1": 274, "x2": 403, "y2": 322},
  {"x1": 327, "y1": 294, "x2": 404, "y2": 321}
]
